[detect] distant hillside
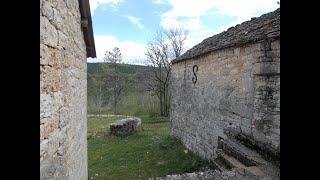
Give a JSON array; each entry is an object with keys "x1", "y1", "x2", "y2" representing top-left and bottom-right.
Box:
[
  {"x1": 87, "y1": 62, "x2": 157, "y2": 93},
  {"x1": 86, "y1": 62, "x2": 159, "y2": 114},
  {"x1": 88, "y1": 63, "x2": 155, "y2": 81}
]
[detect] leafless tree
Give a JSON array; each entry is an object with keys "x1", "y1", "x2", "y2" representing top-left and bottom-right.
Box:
[{"x1": 144, "y1": 26, "x2": 188, "y2": 116}]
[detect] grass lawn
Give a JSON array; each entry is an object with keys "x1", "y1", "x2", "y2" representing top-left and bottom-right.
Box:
[{"x1": 88, "y1": 115, "x2": 210, "y2": 180}]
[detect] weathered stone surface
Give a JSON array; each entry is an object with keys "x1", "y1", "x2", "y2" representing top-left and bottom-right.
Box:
[
  {"x1": 148, "y1": 169, "x2": 256, "y2": 180},
  {"x1": 40, "y1": 92, "x2": 62, "y2": 119},
  {"x1": 40, "y1": 139, "x2": 49, "y2": 158},
  {"x1": 110, "y1": 117, "x2": 142, "y2": 136},
  {"x1": 40, "y1": 43, "x2": 49, "y2": 66},
  {"x1": 212, "y1": 137, "x2": 280, "y2": 180},
  {"x1": 42, "y1": 0, "x2": 54, "y2": 21},
  {"x1": 169, "y1": 8, "x2": 280, "y2": 168},
  {"x1": 253, "y1": 62, "x2": 280, "y2": 75},
  {"x1": 40, "y1": 15, "x2": 58, "y2": 48},
  {"x1": 40, "y1": 0, "x2": 88, "y2": 179},
  {"x1": 40, "y1": 158, "x2": 67, "y2": 180}
]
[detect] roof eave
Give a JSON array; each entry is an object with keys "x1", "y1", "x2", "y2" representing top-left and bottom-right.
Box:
[
  {"x1": 78, "y1": 0, "x2": 96, "y2": 58},
  {"x1": 172, "y1": 35, "x2": 280, "y2": 64}
]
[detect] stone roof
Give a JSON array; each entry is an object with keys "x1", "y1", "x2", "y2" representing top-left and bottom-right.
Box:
[{"x1": 172, "y1": 8, "x2": 280, "y2": 64}]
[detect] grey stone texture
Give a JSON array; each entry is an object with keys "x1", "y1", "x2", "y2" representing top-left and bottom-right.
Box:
[
  {"x1": 148, "y1": 169, "x2": 257, "y2": 180},
  {"x1": 40, "y1": 0, "x2": 88, "y2": 179},
  {"x1": 213, "y1": 138, "x2": 280, "y2": 180},
  {"x1": 169, "y1": 8, "x2": 280, "y2": 165},
  {"x1": 110, "y1": 117, "x2": 142, "y2": 136}
]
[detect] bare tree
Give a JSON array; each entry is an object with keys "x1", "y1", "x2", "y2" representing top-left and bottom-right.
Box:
[
  {"x1": 145, "y1": 26, "x2": 188, "y2": 116},
  {"x1": 164, "y1": 26, "x2": 188, "y2": 58}
]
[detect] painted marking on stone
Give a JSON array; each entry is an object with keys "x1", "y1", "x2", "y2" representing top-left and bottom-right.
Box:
[{"x1": 192, "y1": 65, "x2": 198, "y2": 87}]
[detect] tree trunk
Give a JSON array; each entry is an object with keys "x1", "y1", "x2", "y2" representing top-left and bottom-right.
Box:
[
  {"x1": 159, "y1": 63, "x2": 164, "y2": 116},
  {"x1": 114, "y1": 99, "x2": 117, "y2": 114},
  {"x1": 96, "y1": 86, "x2": 103, "y2": 112},
  {"x1": 163, "y1": 82, "x2": 167, "y2": 116}
]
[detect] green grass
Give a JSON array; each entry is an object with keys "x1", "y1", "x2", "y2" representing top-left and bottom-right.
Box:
[
  {"x1": 88, "y1": 110, "x2": 114, "y2": 115},
  {"x1": 140, "y1": 115, "x2": 169, "y2": 123},
  {"x1": 87, "y1": 116, "x2": 210, "y2": 180}
]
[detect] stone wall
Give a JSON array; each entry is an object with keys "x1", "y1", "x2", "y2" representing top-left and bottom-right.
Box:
[
  {"x1": 40, "y1": 0, "x2": 88, "y2": 179},
  {"x1": 169, "y1": 38, "x2": 280, "y2": 161}
]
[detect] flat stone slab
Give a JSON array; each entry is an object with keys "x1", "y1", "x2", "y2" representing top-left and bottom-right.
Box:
[{"x1": 110, "y1": 117, "x2": 141, "y2": 136}]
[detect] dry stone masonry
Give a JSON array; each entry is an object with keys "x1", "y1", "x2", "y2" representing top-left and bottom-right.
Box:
[
  {"x1": 169, "y1": 8, "x2": 280, "y2": 177},
  {"x1": 148, "y1": 169, "x2": 247, "y2": 180},
  {"x1": 110, "y1": 117, "x2": 142, "y2": 136},
  {"x1": 40, "y1": 0, "x2": 95, "y2": 179}
]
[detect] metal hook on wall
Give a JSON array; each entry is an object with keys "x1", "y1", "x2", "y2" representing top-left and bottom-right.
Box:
[{"x1": 192, "y1": 65, "x2": 198, "y2": 87}]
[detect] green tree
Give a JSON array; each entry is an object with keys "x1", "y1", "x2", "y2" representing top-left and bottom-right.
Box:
[{"x1": 101, "y1": 47, "x2": 134, "y2": 113}]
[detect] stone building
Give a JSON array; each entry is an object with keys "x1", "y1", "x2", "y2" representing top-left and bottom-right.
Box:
[
  {"x1": 40, "y1": 0, "x2": 96, "y2": 179},
  {"x1": 170, "y1": 8, "x2": 280, "y2": 168}
]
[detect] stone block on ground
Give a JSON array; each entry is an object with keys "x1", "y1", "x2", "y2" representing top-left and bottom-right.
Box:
[{"x1": 110, "y1": 117, "x2": 142, "y2": 136}]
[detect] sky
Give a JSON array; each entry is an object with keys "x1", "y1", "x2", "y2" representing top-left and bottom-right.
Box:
[{"x1": 87, "y1": 0, "x2": 280, "y2": 64}]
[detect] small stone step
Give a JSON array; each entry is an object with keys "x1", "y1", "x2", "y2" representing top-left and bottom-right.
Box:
[
  {"x1": 214, "y1": 138, "x2": 280, "y2": 180},
  {"x1": 220, "y1": 138, "x2": 267, "y2": 166},
  {"x1": 244, "y1": 166, "x2": 265, "y2": 177},
  {"x1": 219, "y1": 152, "x2": 246, "y2": 170},
  {"x1": 211, "y1": 157, "x2": 230, "y2": 172},
  {"x1": 217, "y1": 151, "x2": 278, "y2": 179}
]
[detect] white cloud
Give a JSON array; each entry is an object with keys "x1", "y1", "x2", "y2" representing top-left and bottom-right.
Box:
[
  {"x1": 154, "y1": 0, "x2": 279, "y2": 52},
  {"x1": 152, "y1": 0, "x2": 167, "y2": 4},
  {"x1": 125, "y1": 15, "x2": 145, "y2": 29},
  {"x1": 87, "y1": 34, "x2": 147, "y2": 65},
  {"x1": 183, "y1": 36, "x2": 204, "y2": 51},
  {"x1": 159, "y1": 17, "x2": 184, "y2": 30},
  {"x1": 89, "y1": 0, "x2": 124, "y2": 16},
  {"x1": 184, "y1": 30, "x2": 218, "y2": 51},
  {"x1": 218, "y1": 17, "x2": 249, "y2": 32},
  {"x1": 161, "y1": 0, "x2": 217, "y2": 18},
  {"x1": 156, "y1": 1, "x2": 221, "y2": 50},
  {"x1": 160, "y1": 17, "x2": 202, "y2": 31},
  {"x1": 156, "y1": 0, "x2": 278, "y2": 19},
  {"x1": 158, "y1": 0, "x2": 279, "y2": 30},
  {"x1": 210, "y1": 0, "x2": 279, "y2": 32},
  {"x1": 185, "y1": 18, "x2": 202, "y2": 31},
  {"x1": 210, "y1": 0, "x2": 278, "y2": 18},
  {"x1": 198, "y1": 29, "x2": 218, "y2": 38}
]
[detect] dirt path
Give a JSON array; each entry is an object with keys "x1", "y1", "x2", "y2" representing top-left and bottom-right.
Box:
[{"x1": 88, "y1": 114, "x2": 134, "y2": 118}]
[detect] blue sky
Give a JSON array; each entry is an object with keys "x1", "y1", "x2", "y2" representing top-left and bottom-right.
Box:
[{"x1": 87, "y1": 0, "x2": 280, "y2": 64}]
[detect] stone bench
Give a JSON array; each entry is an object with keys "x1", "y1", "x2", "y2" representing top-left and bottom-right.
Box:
[{"x1": 110, "y1": 117, "x2": 142, "y2": 136}]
